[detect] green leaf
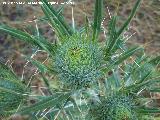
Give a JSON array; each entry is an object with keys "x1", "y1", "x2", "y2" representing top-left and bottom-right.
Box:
[
  {"x1": 138, "y1": 107, "x2": 160, "y2": 114},
  {"x1": 137, "y1": 71, "x2": 152, "y2": 84},
  {"x1": 0, "y1": 110, "x2": 16, "y2": 117},
  {"x1": 18, "y1": 92, "x2": 71, "y2": 114},
  {"x1": 112, "y1": 69, "x2": 121, "y2": 88},
  {"x1": 102, "y1": 46, "x2": 141, "y2": 73},
  {"x1": 49, "y1": 100, "x2": 89, "y2": 120},
  {"x1": 0, "y1": 86, "x2": 24, "y2": 97},
  {"x1": 33, "y1": 35, "x2": 57, "y2": 55},
  {"x1": 0, "y1": 61, "x2": 17, "y2": 79},
  {"x1": 35, "y1": 5, "x2": 64, "y2": 22},
  {"x1": 149, "y1": 56, "x2": 160, "y2": 66},
  {"x1": 85, "y1": 16, "x2": 90, "y2": 38},
  {"x1": 92, "y1": 0, "x2": 103, "y2": 42},
  {"x1": 117, "y1": 0, "x2": 142, "y2": 36},
  {"x1": 149, "y1": 88, "x2": 160, "y2": 92},
  {"x1": 0, "y1": 62, "x2": 26, "y2": 90},
  {"x1": 40, "y1": 0, "x2": 73, "y2": 38},
  {"x1": 105, "y1": 0, "x2": 142, "y2": 59},
  {"x1": 25, "y1": 56, "x2": 56, "y2": 73},
  {"x1": 0, "y1": 25, "x2": 56, "y2": 55},
  {"x1": 105, "y1": 16, "x2": 118, "y2": 55},
  {"x1": 0, "y1": 25, "x2": 35, "y2": 45},
  {"x1": 126, "y1": 79, "x2": 160, "y2": 92},
  {"x1": 115, "y1": 47, "x2": 141, "y2": 65}
]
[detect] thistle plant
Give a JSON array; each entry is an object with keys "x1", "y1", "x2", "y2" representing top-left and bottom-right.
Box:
[{"x1": 0, "y1": 0, "x2": 160, "y2": 119}]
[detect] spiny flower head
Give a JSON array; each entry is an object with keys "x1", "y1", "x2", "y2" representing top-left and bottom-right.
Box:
[
  {"x1": 89, "y1": 94, "x2": 137, "y2": 120},
  {"x1": 54, "y1": 34, "x2": 102, "y2": 89}
]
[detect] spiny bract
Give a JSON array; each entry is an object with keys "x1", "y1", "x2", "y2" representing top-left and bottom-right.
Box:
[
  {"x1": 54, "y1": 34, "x2": 102, "y2": 89},
  {"x1": 89, "y1": 94, "x2": 137, "y2": 120}
]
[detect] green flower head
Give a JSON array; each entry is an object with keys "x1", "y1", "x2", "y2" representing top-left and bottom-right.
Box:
[
  {"x1": 55, "y1": 34, "x2": 102, "y2": 89},
  {"x1": 89, "y1": 94, "x2": 137, "y2": 120}
]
